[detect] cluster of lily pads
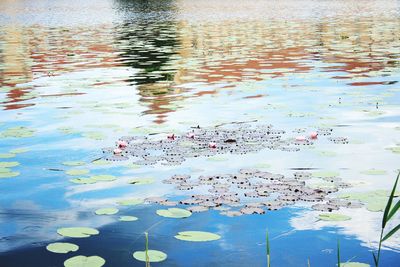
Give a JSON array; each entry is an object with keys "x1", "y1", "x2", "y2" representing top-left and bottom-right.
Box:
[
  {"x1": 0, "y1": 148, "x2": 29, "y2": 178},
  {"x1": 102, "y1": 123, "x2": 342, "y2": 165}
]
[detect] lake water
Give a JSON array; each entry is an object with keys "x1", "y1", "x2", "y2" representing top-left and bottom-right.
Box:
[{"x1": 0, "y1": 0, "x2": 399, "y2": 266}]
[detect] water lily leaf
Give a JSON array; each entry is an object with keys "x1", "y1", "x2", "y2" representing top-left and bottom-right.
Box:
[
  {"x1": 207, "y1": 156, "x2": 228, "y2": 161},
  {"x1": 360, "y1": 169, "x2": 387, "y2": 175},
  {"x1": 386, "y1": 147, "x2": 400, "y2": 154},
  {"x1": 117, "y1": 198, "x2": 143, "y2": 206},
  {"x1": 63, "y1": 161, "x2": 86, "y2": 167},
  {"x1": 92, "y1": 160, "x2": 110, "y2": 166},
  {"x1": 95, "y1": 208, "x2": 119, "y2": 215},
  {"x1": 0, "y1": 127, "x2": 35, "y2": 138},
  {"x1": 133, "y1": 250, "x2": 167, "y2": 263},
  {"x1": 57, "y1": 227, "x2": 99, "y2": 238},
  {"x1": 0, "y1": 153, "x2": 16, "y2": 159},
  {"x1": 318, "y1": 151, "x2": 337, "y2": 157},
  {"x1": 66, "y1": 169, "x2": 90, "y2": 176},
  {"x1": 339, "y1": 191, "x2": 389, "y2": 212},
  {"x1": 9, "y1": 148, "x2": 29, "y2": 154},
  {"x1": 312, "y1": 171, "x2": 339, "y2": 178},
  {"x1": 0, "y1": 167, "x2": 11, "y2": 173},
  {"x1": 174, "y1": 231, "x2": 221, "y2": 242},
  {"x1": 156, "y1": 208, "x2": 192, "y2": 218},
  {"x1": 83, "y1": 132, "x2": 105, "y2": 140},
  {"x1": 46, "y1": 242, "x2": 79, "y2": 253},
  {"x1": 341, "y1": 262, "x2": 370, "y2": 267},
  {"x1": 119, "y1": 216, "x2": 138, "y2": 222},
  {"x1": 0, "y1": 161, "x2": 19, "y2": 168},
  {"x1": 0, "y1": 171, "x2": 20, "y2": 178},
  {"x1": 64, "y1": 255, "x2": 105, "y2": 267},
  {"x1": 318, "y1": 213, "x2": 351, "y2": 221},
  {"x1": 90, "y1": 175, "x2": 116, "y2": 181},
  {"x1": 70, "y1": 178, "x2": 97, "y2": 184},
  {"x1": 129, "y1": 178, "x2": 155, "y2": 185}
]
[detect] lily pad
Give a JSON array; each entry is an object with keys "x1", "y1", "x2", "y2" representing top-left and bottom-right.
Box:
[
  {"x1": 57, "y1": 227, "x2": 99, "y2": 238},
  {"x1": 92, "y1": 160, "x2": 110, "y2": 166},
  {"x1": 95, "y1": 208, "x2": 119, "y2": 215},
  {"x1": 63, "y1": 161, "x2": 86, "y2": 167},
  {"x1": 312, "y1": 171, "x2": 339, "y2": 178},
  {"x1": 360, "y1": 169, "x2": 387, "y2": 175},
  {"x1": 318, "y1": 213, "x2": 351, "y2": 221},
  {"x1": 0, "y1": 153, "x2": 16, "y2": 159},
  {"x1": 339, "y1": 190, "x2": 391, "y2": 212},
  {"x1": 133, "y1": 250, "x2": 167, "y2": 263},
  {"x1": 386, "y1": 147, "x2": 400, "y2": 154},
  {"x1": 64, "y1": 255, "x2": 105, "y2": 267},
  {"x1": 0, "y1": 127, "x2": 35, "y2": 138},
  {"x1": 83, "y1": 132, "x2": 105, "y2": 140},
  {"x1": 9, "y1": 148, "x2": 29, "y2": 154},
  {"x1": 129, "y1": 178, "x2": 155, "y2": 185},
  {"x1": 66, "y1": 169, "x2": 90, "y2": 176},
  {"x1": 0, "y1": 161, "x2": 19, "y2": 168},
  {"x1": 341, "y1": 262, "x2": 370, "y2": 267},
  {"x1": 156, "y1": 208, "x2": 192, "y2": 218},
  {"x1": 174, "y1": 231, "x2": 221, "y2": 242},
  {"x1": 0, "y1": 171, "x2": 20, "y2": 178},
  {"x1": 117, "y1": 198, "x2": 143, "y2": 206},
  {"x1": 46, "y1": 242, "x2": 79, "y2": 253},
  {"x1": 70, "y1": 178, "x2": 97, "y2": 184},
  {"x1": 90, "y1": 175, "x2": 116, "y2": 181},
  {"x1": 119, "y1": 216, "x2": 138, "y2": 222}
]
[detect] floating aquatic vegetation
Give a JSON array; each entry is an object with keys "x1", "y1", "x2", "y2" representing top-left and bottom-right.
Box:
[
  {"x1": 102, "y1": 123, "x2": 339, "y2": 165},
  {"x1": 0, "y1": 170, "x2": 20, "y2": 178},
  {"x1": 95, "y1": 208, "x2": 119, "y2": 215},
  {"x1": 338, "y1": 190, "x2": 394, "y2": 212},
  {"x1": 46, "y1": 242, "x2": 79, "y2": 253},
  {"x1": 312, "y1": 171, "x2": 340, "y2": 178},
  {"x1": 0, "y1": 126, "x2": 35, "y2": 138},
  {"x1": 89, "y1": 175, "x2": 116, "y2": 181},
  {"x1": 156, "y1": 208, "x2": 192, "y2": 218},
  {"x1": 360, "y1": 169, "x2": 387, "y2": 175},
  {"x1": 318, "y1": 213, "x2": 351, "y2": 221},
  {"x1": 133, "y1": 250, "x2": 167, "y2": 263},
  {"x1": 70, "y1": 178, "x2": 97, "y2": 184},
  {"x1": 0, "y1": 161, "x2": 19, "y2": 168},
  {"x1": 175, "y1": 231, "x2": 221, "y2": 242},
  {"x1": 129, "y1": 178, "x2": 155, "y2": 185},
  {"x1": 386, "y1": 146, "x2": 400, "y2": 154},
  {"x1": 62, "y1": 161, "x2": 86, "y2": 167},
  {"x1": 0, "y1": 153, "x2": 16, "y2": 159},
  {"x1": 9, "y1": 148, "x2": 29, "y2": 154},
  {"x1": 117, "y1": 198, "x2": 143, "y2": 206},
  {"x1": 119, "y1": 216, "x2": 138, "y2": 222},
  {"x1": 64, "y1": 255, "x2": 105, "y2": 267},
  {"x1": 340, "y1": 262, "x2": 370, "y2": 267},
  {"x1": 57, "y1": 227, "x2": 99, "y2": 238},
  {"x1": 66, "y1": 169, "x2": 90, "y2": 176}
]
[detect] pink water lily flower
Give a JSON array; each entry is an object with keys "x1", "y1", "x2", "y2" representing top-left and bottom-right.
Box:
[
  {"x1": 209, "y1": 142, "x2": 217, "y2": 148},
  {"x1": 117, "y1": 140, "x2": 128, "y2": 149},
  {"x1": 113, "y1": 148, "x2": 123, "y2": 154},
  {"x1": 295, "y1": 136, "x2": 306, "y2": 141},
  {"x1": 310, "y1": 132, "x2": 318, "y2": 139}
]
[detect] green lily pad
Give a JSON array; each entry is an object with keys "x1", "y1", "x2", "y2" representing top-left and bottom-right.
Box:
[
  {"x1": 95, "y1": 208, "x2": 119, "y2": 215},
  {"x1": 0, "y1": 127, "x2": 35, "y2": 138},
  {"x1": 312, "y1": 171, "x2": 339, "y2": 178},
  {"x1": 0, "y1": 161, "x2": 19, "y2": 168},
  {"x1": 117, "y1": 198, "x2": 144, "y2": 206},
  {"x1": 318, "y1": 213, "x2": 351, "y2": 221},
  {"x1": 92, "y1": 160, "x2": 110, "y2": 166},
  {"x1": 360, "y1": 169, "x2": 387, "y2": 175},
  {"x1": 129, "y1": 178, "x2": 155, "y2": 185},
  {"x1": 0, "y1": 153, "x2": 16, "y2": 159},
  {"x1": 70, "y1": 178, "x2": 97, "y2": 184},
  {"x1": 9, "y1": 148, "x2": 29, "y2": 154},
  {"x1": 0, "y1": 171, "x2": 20, "y2": 178},
  {"x1": 133, "y1": 250, "x2": 167, "y2": 263},
  {"x1": 341, "y1": 262, "x2": 370, "y2": 267},
  {"x1": 57, "y1": 227, "x2": 99, "y2": 238},
  {"x1": 207, "y1": 156, "x2": 228, "y2": 161},
  {"x1": 339, "y1": 190, "x2": 393, "y2": 212},
  {"x1": 46, "y1": 242, "x2": 79, "y2": 254},
  {"x1": 119, "y1": 216, "x2": 138, "y2": 222},
  {"x1": 386, "y1": 147, "x2": 400, "y2": 154},
  {"x1": 253, "y1": 163, "x2": 271, "y2": 169},
  {"x1": 175, "y1": 231, "x2": 221, "y2": 242},
  {"x1": 90, "y1": 175, "x2": 116, "y2": 181},
  {"x1": 82, "y1": 132, "x2": 105, "y2": 140},
  {"x1": 64, "y1": 255, "x2": 105, "y2": 267},
  {"x1": 58, "y1": 127, "x2": 78, "y2": 135},
  {"x1": 66, "y1": 169, "x2": 90, "y2": 176},
  {"x1": 63, "y1": 161, "x2": 86, "y2": 167},
  {"x1": 318, "y1": 151, "x2": 337, "y2": 157},
  {"x1": 0, "y1": 167, "x2": 11, "y2": 173},
  {"x1": 156, "y1": 208, "x2": 192, "y2": 218}
]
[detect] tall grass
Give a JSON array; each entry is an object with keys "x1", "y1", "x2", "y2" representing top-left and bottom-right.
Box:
[{"x1": 372, "y1": 172, "x2": 400, "y2": 267}]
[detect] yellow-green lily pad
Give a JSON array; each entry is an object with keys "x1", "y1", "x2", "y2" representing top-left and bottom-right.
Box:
[
  {"x1": 57, "y1": 227, "x2": 99, "y2": 238},
  {"x1": 175, "y1": 231, "x2": 221, "y2": 242},
  {"x1": 66, "y1": 169, "x2": 90, "y2": 176},
  {"x1": 156, "y1": 208, "x2": 192, "y2": 218},
  {"x1": 90, "y1": 175, "x2": 116, "y2": 181},
  {"x1": 63, "y1": 161, "x2": 86, "y2": 167},
  {"x1": 312, "y1": 171, "x2": 339, "y2": 178},
  {"x1": 360, "y1": 169, "x2": 387, "y2": 175},
  {"x1": 386, "y1": 147, "x2": 400, "y2": 154},
  {"x1": 341, "y1": 262, "x2": 370, "y2": 267},
  {"x1": 9, "y1": 148, "x2": 29, "y2": 154},
  {"x1": 0, "y1": 161, "x2": 19, "y2": 168},
  {"x1": 70, "y1": 178, "x2": 97, "y2": 184},
  {"x1": 129, "y1": 178, "x2": 155, "y2": 185},
  {"x1": 0, "y1": 153, "x2": 16, "y2": 159},
  {"x1": 133, "y1": 250, "x2": 167, "y2": 263},
  {"x1": 0, "y1": 171, "x2": 20, "y2": 178},
  {"x1": 117, "y1": 198, "x2": 143, "y2": 206},
  {"x1": 318, "y1": 213, "x2": 351, "y2": 221},
  {"x1": 46, "y1": 242, "x2": 79, "y2": 254},
  {"x1": 64, "y1": 255, "x2": 105, "y2": 267},
  {"x1": 0, "y1": 127, "x2": 35, "y2": 138},
  {"x1": 95, "y1": 208, "x2": 119, "y2": 215}
]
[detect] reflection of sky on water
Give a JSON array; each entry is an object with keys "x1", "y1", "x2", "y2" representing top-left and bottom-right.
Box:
[{"x1": 0, "y1": 0, "x2": 399, "y2": 266}]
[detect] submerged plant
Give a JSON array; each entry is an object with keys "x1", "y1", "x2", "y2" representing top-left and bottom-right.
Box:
[
  {"x1": 145, "y1": 232, "x2": 150, "y2": 267},
  {"x1": 372, "y1": 172, "x2": 400, "y2": 267},
  {"x1": 266, "y1": 230, "x2": 271, "y2": 267}
]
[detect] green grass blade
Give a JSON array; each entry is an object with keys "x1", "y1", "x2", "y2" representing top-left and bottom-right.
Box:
[
  {"x1": 382, "y1": 223, "x2": 400, "y2": 242},
  {"x1": 372, "y1": 252, "x2": 378, "y2": 266},
  {"x1": 387, "y1": 200, "x2": 400, "y2": 222},
  {"x1": 382, "y1": 172, "x2": 400, "y2": 228},
  {"x1": 337, "y1": 240, "x2": 341, "y2": 267}
]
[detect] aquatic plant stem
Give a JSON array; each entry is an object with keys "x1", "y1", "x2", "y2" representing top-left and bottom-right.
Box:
[
  {"x1": 337, "y1": 239, "x2": 341, "y2": 267},
  {"x1": 145, "y1": 232, "x2": 150, "y2": 267},
  {"x1": 266, "y1": 230, "x2": 270, "y2": 267}
]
